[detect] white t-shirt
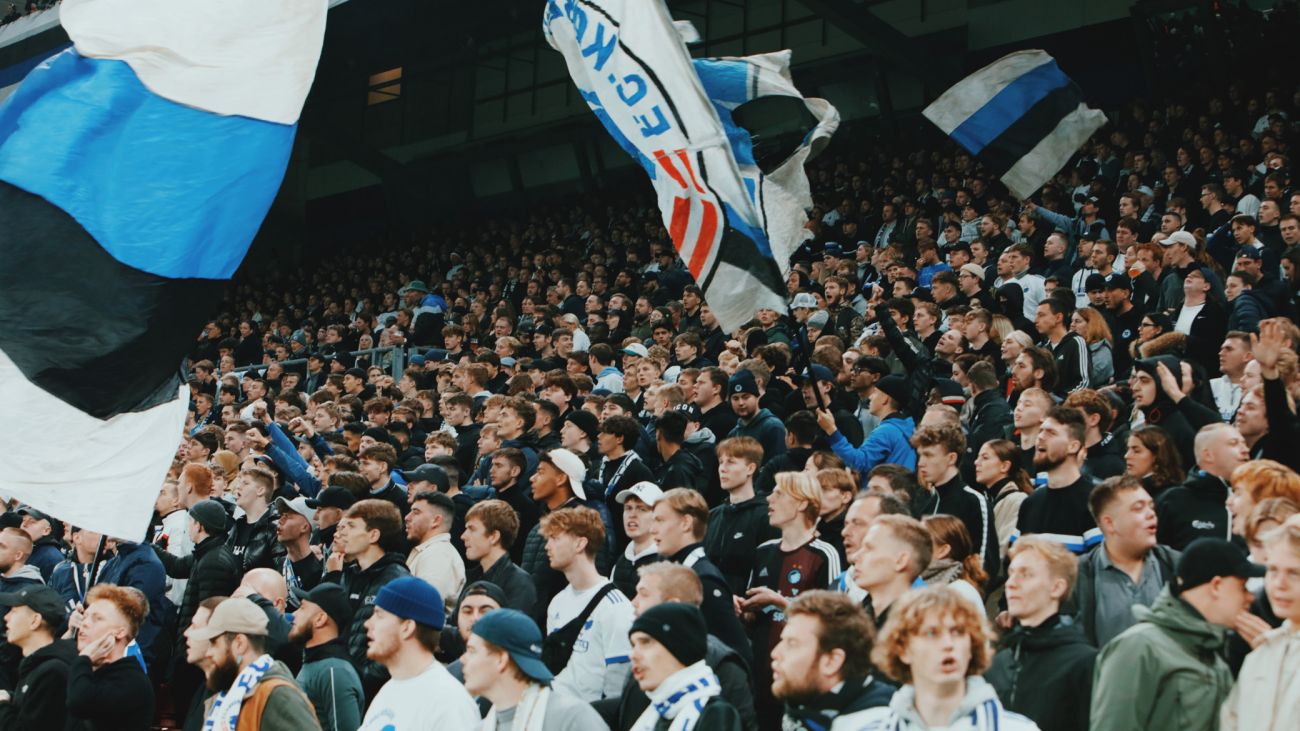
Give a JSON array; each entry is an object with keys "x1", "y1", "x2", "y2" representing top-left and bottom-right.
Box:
[
  {"x1": 1175, "y1": 302, "x2": 1204, "y2": 335},
  {"x1": 546, "y1": 581, "x2": 633, "y2": 701},
  {"x1": 360, "y1": 661, "x2": 480, "y2": 731}
]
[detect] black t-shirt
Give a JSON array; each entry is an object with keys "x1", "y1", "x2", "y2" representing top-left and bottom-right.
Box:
[{"x1": 1015, "y1": 475, "x2": 1100, "y2": 554}]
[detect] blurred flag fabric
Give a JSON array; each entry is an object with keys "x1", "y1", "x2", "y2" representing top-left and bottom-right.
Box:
[
  {"x1": 543, "y1": 0, "x2": 837, "y2": 332},
  {"x1": 0, "y1": 0, "x2": 328, "y2": 541},
  {"x1": 923, "y1": 50, "x2": 1106, "y2": 200}
]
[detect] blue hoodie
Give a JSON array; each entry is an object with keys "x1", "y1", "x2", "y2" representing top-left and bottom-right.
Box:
[{"x1": 828, "y1": 414, "x2": 916, "y2": 474}]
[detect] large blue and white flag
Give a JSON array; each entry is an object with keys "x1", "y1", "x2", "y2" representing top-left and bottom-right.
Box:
[
  {"x1": 924, "y1": 50, "x2": 1106, "y2": 200},
  {"x1": 543, "y1": 0, "x2": 837, "y2": 331},
  {"x1": 0, "y1": 0, "x2": 327, "y2": 540}
]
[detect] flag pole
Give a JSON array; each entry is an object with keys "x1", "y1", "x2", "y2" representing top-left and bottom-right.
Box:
[
  {"x1": 787, "y1": 306, "x2": 828, "y2": 413},
  {"x1": 72, "y1": 535, "x2": 109, "y2": 639}
]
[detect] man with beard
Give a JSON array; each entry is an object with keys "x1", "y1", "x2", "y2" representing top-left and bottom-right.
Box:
[
  {"x1": 361, "y1": 577, "x2": 480, "y2": 729},
  {"x1": 1014, "y1": 406, "x2": 1100, "y2": 554},
  {"x1": 289, "y1": 583, "x2": 363, "y2": 731},
  {"x1": 0, "y1": 585, "x2": 76, "y2": 729},
  {"x1": 65, "y1": 585, "x2": 154, "y2": 730},
  {"x1": 193, "y1": 597, "x2": 319, "y2": 730},
  {"x1": 771, "y1": 591, "x2": 894, "y2": 730}
]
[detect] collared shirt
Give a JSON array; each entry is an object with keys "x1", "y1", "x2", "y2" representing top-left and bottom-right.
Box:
[
  {"x1": 407, "y1": 533, "x2": 465, "y2": 612},
  {"x1": 1092, "y1": 545, "x2": 1166, "y2": 647},
  {"x1": 1210, "y1": 375, "x2": 1243, "y2": 421}
]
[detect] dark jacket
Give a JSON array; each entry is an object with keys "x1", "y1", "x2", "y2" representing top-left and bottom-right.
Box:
[
  {"x1": 1182, "y1": 298, "x2": 1228, "y2": 377},
  {"x1": 986, "y1": 615, "x2": 1096, "y2": 731},
  {"x1": 664, "y1": 545, "x2": 751, "y2": 668},
  {"x1": 98, "y1": 542, "x2": 168, "y2": 666},
  {"x1": 226, "y1": 507, "x2": 285, "y2": 574},
  {"x1": 1227, "y1": 289, "x2": 1268, "y2": 333},
  {"x1": 963, "y1": 389, "x2": 1013, "y2": 480},
  {"x1": 497, "y1": 483, "x2": 541, "y2": 564},
  {"x1": 597, "y1": 634, "x2": 757, "y2": 731},
  {"x1": 48, "y1": 561, "x2": 89, "y2": 608},
  {"x1": 780, "y1": 675, "x2": 895, "y2": 730},
  {"x1": 154, "y1": 532, "x2": 241, "y2": 648},
  {"x1": 321, "y1": 551, "x2": 410, "y2": 699},
  {"x1": 520, "y1": 496, "x2": 585, "y2": 626},
  {"x1": 1156, "y1": 472, "x2": 1232, "y2": 550},
  {"x1": 703, "y1": 495, "x2": 779, "y2": 597},
  {"x1": 754, "y1": 446, "x2": 813, "y2": 498},
  {"x1": 932, "y1": 475, "x2": 1000, "y2": 581},
  {"x1": 27, "y1": 537, "x2": 64, "y2": 582},
  {"x1": 1082, "y1": 432, "x2": 1127, "y2": 482},
  {"x1": 699, "y1": 404, "x2": 739, "y2": 445},
  {"x1": 461, "y1": 552, "x2": 537, "y2": 613},
  {"x1": 65, "y1": 655, "x2": 154, "y2": 731},
  {"x1": 0, "y1": 638, "x2": 76, "y2": 730},
  {"x1": 659, "y1": 447, "x2": 706, "y2": 493},
  {"x1": 728, "y1": 409, "x2": 788, "y2": 466}
]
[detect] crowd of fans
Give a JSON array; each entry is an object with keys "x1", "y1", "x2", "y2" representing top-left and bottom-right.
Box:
[
  {"x1": 0, "y1": 1, "x2": 56, "y2": 27},
  {"x1": 8, "y1": 5, "x2": 1300, "y2": 731}
]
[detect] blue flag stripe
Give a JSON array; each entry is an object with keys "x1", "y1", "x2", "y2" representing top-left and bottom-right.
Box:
[
  {"x1": 0, "y1": 49, "x2": 295, "y2": 280},
  {"x1": 950, "y1": 60, "x2": 1071, "y2": 155}
]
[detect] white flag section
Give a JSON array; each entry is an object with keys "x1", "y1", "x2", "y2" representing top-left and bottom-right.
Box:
[
  {"x1": 923, "y1": 50, "x2": 1105, "y2": 200},
  {"x1": 543, "y1": 0, "x2": 836, "y2": 331}
]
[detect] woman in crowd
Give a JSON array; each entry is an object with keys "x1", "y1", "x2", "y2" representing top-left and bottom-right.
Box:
[
  {"x1": 1071, "y1": 308, "x2": 1114, "y2": 386},
  {"x1": 973, "y1": 439, "x2": 1033, "y2": 556},
  {"x1": 921, "y1": 516, "x2": 987, "y2": 611},
  {"x1": 1123, "y1": 426, "x2": 1184, "y2": 498}
]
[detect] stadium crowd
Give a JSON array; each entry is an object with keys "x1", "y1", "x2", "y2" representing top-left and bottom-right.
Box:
[{"x1": 8, "y1": 6, "x2": 1300, "y2": 731}]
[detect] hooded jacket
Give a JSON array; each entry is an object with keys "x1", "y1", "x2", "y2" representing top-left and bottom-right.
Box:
[
  {"x1": 728, "y1": 408, "x2": 788, "y2": 465},
  {"x1": 0, "y1": 638, "x2": 77, "y2": 730},
  {"x1": 828, "y1": 414, "x2": 916, "y2": 474},
  {"x1": 322, "y1": 551, "x2": 410, "y2": 699},
  {"x1": 856, "y1": 676, "x2": 1038, "y2": 730},
  {"x1": 1220, "y1": 622, "x2": 1300, "y2": 731},
  {"x1": 599, "y1": 634, "x2": 757, "y2": 731},
  {"x1": 1155, "y1": 471, "x2": 1232, "y2": 550},
  {"x1": 1133, "y1": 356, "x2": 1197, "y2": 467},
  {"x1": 682, "y1": 427, "x2": 720, "y2": 505},
  {"x1": 1090, "y1": 588, "x2": 1233, "y2": 731},
  {"x1": 985, "y1": 615, "x2": 1096, "y2": 731},
  {"x1": 27, "y1": 536, "x2": 64, "y2": 582}
]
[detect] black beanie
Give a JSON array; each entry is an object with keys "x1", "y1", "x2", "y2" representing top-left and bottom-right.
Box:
[{"x1": 629, "y1": 602, "x2": 707, "y2": 667}]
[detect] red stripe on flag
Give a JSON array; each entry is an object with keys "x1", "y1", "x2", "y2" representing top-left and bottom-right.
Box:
[
  {"x1": 688, "y1": 201, "x2": 718, "y2": 278},
  {"x1": 669, "y1": 196, "x2": 691, "y2": 249},
  {"x1": 654, "y1": 150, "x2": 689, "y2": 191},
  {"x1": 675, "y1": 150, "x2": 705, "y2": 193}
]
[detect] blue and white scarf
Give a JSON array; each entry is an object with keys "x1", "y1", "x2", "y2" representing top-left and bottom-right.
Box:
[
  {"x1": 631, "y1": 660, "x2": 721, "y2": 731},
  {"x1": 204, "y1": 653, "x2": 274, "y2": 731}
]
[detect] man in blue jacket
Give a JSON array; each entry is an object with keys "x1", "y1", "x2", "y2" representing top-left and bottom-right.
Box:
[{"x1": 816, "y1": 374, "x2": 916, "y2": 475}]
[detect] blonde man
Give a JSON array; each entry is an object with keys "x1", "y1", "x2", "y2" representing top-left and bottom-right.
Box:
[
  {"x1": 741, "y1": 472, "x2": 841, "y2": 723},
  {"x1": 987, "y1": 537, "x2": 1096, "y2": 731}
]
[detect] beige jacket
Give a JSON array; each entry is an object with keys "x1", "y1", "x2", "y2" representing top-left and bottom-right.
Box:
[
  {"x1": 1221, "y1": 622, "x2": 1300, "y2": 731},
  {"x1": 407, "y1": 533, "x2": 465, "y2": 613}
]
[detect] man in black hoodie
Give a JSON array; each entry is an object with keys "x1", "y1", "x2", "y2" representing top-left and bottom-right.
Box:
[
  {"x1": 706, "y1": 437, "x2": 778, "y2": 596},
  {"x1": 656, "y1": 411, "x2": 706, "y2": 494},
  {"x1": 321, "y1": 498, "x2": 410, "y2": 699},
  {"x1": 988, "y1": 537, "x2": 1096, "y2": 731},
  {"x1": 772, "y1": 591, "x2": 894, "y2": 730},
  {"x1": 0, "y1": 585, "x2": 77, "y2": 729},
  {"x1": 1156, "y1": 423, "x2": 1248, "y2": 550},
  {"x1": 65, "y1": 584, "x2": 154, "y2": 731}
]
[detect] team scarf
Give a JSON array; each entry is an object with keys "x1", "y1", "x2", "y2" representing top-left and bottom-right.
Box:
[
  {"x1": 481, "y1": 683, "x2": 552, "y2": 731},
  {"x1": 204, "y1": 653, "x2": 275, "y2": 731},
  {"x1": 630, "y1": 660, "x2": 722, "y2": 731}
]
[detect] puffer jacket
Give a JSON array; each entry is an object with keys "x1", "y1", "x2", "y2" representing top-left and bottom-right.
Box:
[
  {"x1": 985, "y1": 614, "x2": 1096, "y2": 731},
  {"x1": 226, "y1": 507, "x2": 285, "y2": 574},
  {"x1": 1090, "y1": 587, "x2": 1233, "y2": 731},
  {"x1": 1220, "y1": 622, "x2": 1300, "y2": 730},
  {"x1": 322, "y1": 551, "x2": 409, "y2": 700},
  {"x1": 856, "y1": 676, "x2": 1038, "y2": 729},
  {"x1": 154, "y1": 532, "x2": 241, "y2": 648}
]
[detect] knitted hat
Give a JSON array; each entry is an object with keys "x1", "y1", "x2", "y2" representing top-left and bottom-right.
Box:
[
  {"x1": 189, "y1": 499, "x2": 228, "y2": 535},
  {"x1": 564, "y1": 410, "x2": 600, "y2": 444},
  {"x1": 374, "y1": 577, "x2": 445, "y2": 630},
  {"x1": 728, "y1": 369, "x2": 760, "y2": 397},
  {"x1": 628, "y1": 602, "x2": 707, "y2": 667},
  {"x1": 875, "y1": 374, "x2": 909, "y2": 410}
]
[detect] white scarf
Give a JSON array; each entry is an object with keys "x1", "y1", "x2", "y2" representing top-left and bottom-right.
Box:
[
  {"x1": 480, "y1": 683, "x2": 552, "y2": 731},
  {"x1": 204, "y1": 654, "x2": 275, "y2": 731},
  {"x1": 630, "y1": 660, "x2": 721, "y2": 731}
]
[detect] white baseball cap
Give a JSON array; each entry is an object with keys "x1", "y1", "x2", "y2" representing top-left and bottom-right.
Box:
[
  {"x1": 273, "y1": 496, "x2": 316, "y2": 526},
  {"x1": 791, "y1": 292, "x2": 817, "y2": 309},
  {"x1": 542, "y1": 448, "x2": 587, "y2": 500},
  {"x1": 622, "y1": 343, "x2": 649, "y2": 358},
  {"x1": 616, "y1": 481, "x2": 664, "y2": 506},
  {"x1": 1161, "y1": 230, "x2": 1198, "y2": 250}
]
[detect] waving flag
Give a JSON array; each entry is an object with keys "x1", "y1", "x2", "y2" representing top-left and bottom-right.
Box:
[
  {"x1": 543, "y1": 0, "x2": 836, "y2": 331},
  {"x1": 0, "y1": 0, "x2": 327, "y2": 540},
  {"x1": 924, "y1": 50, "x2": 1106, "y2": 200}
]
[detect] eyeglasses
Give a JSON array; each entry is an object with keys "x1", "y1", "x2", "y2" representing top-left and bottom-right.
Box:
[{"x1": 1140, "y1": 322, "x2": 1155, "y2": 328}]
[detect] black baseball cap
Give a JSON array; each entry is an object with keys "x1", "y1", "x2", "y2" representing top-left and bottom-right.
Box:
[
  {"x1": 0, "y1": 585, "x2": 68, "y2": 628},
  {"x1": 305, "y1": 486, "x2": 357, "y2": 511},
  {"x1": 1172, "y1": 538, "x2": 1264, "y2": 595},
  {"x1": 401, "y1": 464, "x2": 449, "y2": 492},
  {"x1": 15, "y1": 507, "x2": 63, "y2": 540},
  {"x1": 1103, "y1": 273, "x2": 1132, "y2": 291},
  {"x1": 290, "y1": 582, "x2": 353, "y2": 630}
]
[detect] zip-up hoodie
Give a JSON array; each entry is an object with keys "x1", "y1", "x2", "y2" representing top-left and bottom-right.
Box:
[
  {"x1": 985, "y1": 615, "x2": 1096, "y2": 731},
  {"x1": 296, "y1": 639, "x2": 364, "y2": 731}
]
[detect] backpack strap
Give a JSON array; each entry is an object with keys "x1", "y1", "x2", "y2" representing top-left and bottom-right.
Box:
[
  {"x1": 235, "y1": 676, "x2": 317, "y2": 731},
  {"x1": 541, "y1": 582, "x2": 618, "y2": 673}
]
